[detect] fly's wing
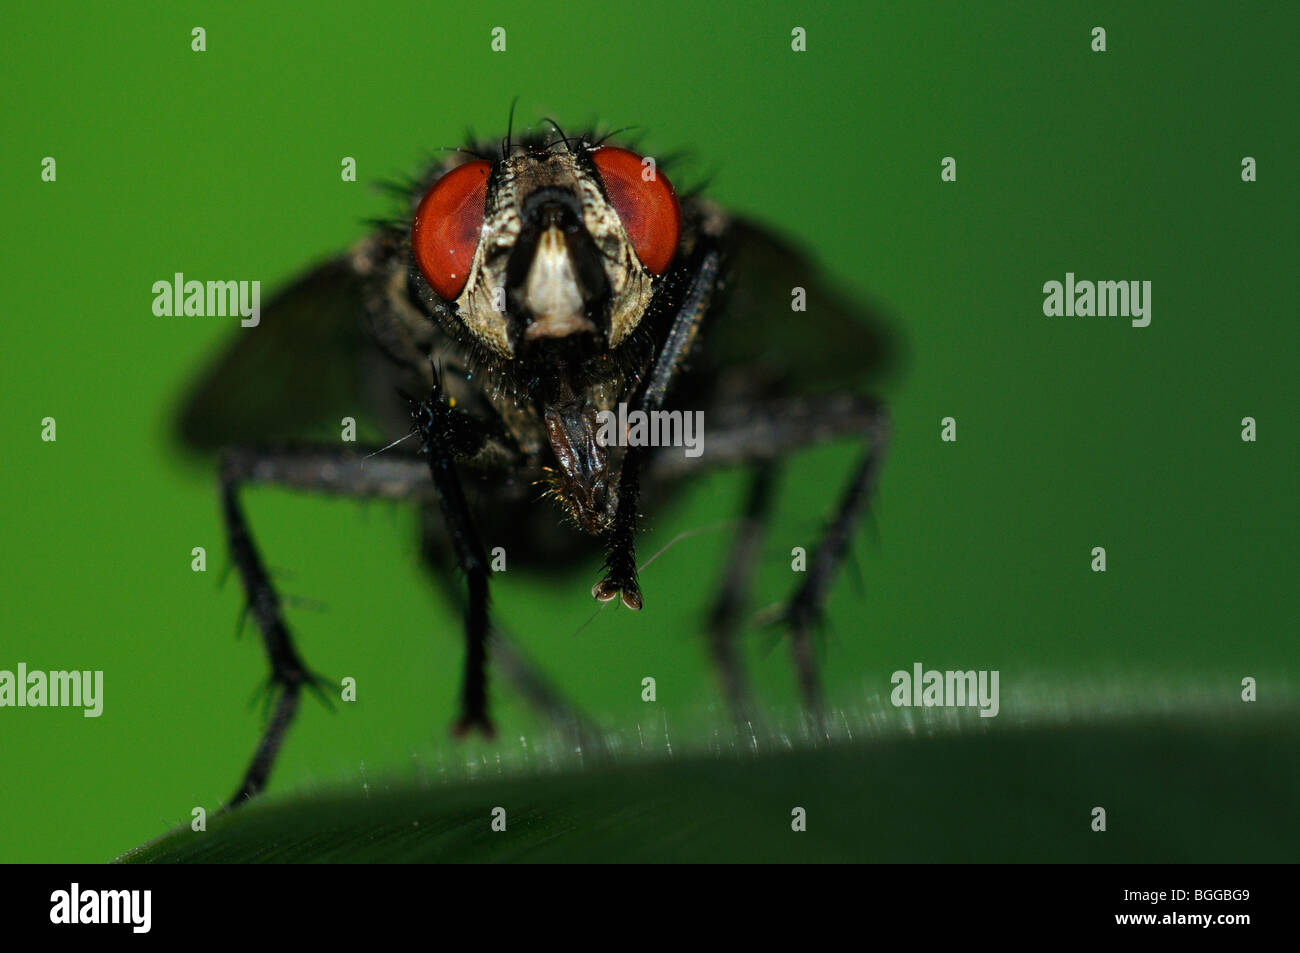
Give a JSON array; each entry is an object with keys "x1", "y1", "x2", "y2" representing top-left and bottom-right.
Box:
[
  {"x1": 174, "y1": 257, "x2": 384, "y2": 451},
  {"x1": 708, "y1": 217, "x2": 901, "y2": 392}
]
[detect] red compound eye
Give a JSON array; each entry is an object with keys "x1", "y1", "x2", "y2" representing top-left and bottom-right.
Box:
[
  {"x1": 590, "y1": 147, "x2": 681, "y2": 275},
  {"x1": 412, "y1": 160, "x2": 491, "y2": 300}
]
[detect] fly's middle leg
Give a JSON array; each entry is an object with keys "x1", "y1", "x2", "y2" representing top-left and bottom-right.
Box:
[
  {"x1": 645, "y1": 393, "x2": 891, "y2": 727},
  {"x1": 705, "y1": 461, "x2": 779, "y2": 729}
]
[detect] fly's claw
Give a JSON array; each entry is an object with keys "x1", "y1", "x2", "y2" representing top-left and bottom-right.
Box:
[{"x1": 592, "y1": 572, "x2": 643, "y2": 611}]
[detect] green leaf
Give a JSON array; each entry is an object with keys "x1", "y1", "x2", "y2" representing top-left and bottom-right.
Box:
[{"x1": 118, "y1": 710, "x2": 1298, "y2": 863}]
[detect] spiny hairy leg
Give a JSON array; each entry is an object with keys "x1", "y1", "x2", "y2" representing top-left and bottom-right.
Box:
[
  {"x1": 215, "y1": 434, "x2": 576, "y2": 804},
  {"x1": 220, "y1": 472, "x2": 331, "y2": 808}
]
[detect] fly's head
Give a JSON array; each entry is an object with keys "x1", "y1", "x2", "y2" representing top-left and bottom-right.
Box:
[
  {"x1": 412, "y1": 137, "x2": 681, "y2": 360},
  {"x1": 407, "y1": 128, "x2": 694, "y2": 534}
]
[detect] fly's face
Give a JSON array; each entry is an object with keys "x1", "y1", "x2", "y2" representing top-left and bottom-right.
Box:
[{"x1": 411, "y1": 140, "x2": 683, "y2": 364}]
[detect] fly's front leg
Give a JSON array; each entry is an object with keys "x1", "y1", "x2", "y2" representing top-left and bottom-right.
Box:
[
  {"x1": 410, "y1": 379, "x2": 496, "y2": 736},
  {"x1": 591, "y1": 446, "x2": 645, "y2": 610},
  {"x1": 593, "y1": 243, "x2": 723, "y2": 610}
]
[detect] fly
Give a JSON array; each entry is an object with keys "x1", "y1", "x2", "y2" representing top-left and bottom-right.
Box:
[{"x1": 177, "y1": 119, "x2": 897, "y2": 806}]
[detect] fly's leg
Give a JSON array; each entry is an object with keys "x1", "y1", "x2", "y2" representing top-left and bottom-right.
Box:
[
  {"x1": 409, "y1": 381, "x2": 496, "y2": 736},
  {"x1": 705, "y1": 462, "x2": 778, "y2": 725},
  {"x1": 220, "y1": 463, "x2": 331, "y2": 808},
  {"x1": 783, "y1": 412, "x2": 889, "y2": 721},
  {"x1": 593, "y1": 243, "x2": 723, "y2": 611},
  {"x1": 214, "y1": 438, "x2": 579, "y2": 805},
  {"x1": 419, "y1": 530, "x2": 607, "y2": 758},
  {"x1": 645, "y1": 393, "x2": 890, "y2": 722},
  {"x1": 592, "y1": 447, "x2": 646, "y2": 610}
]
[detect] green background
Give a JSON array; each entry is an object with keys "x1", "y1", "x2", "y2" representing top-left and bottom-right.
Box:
[{"x1": 1, "y1": 1, "x2": 1295, "y2": 863}]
